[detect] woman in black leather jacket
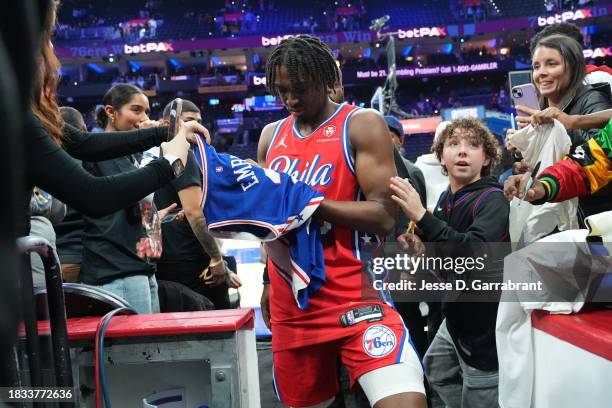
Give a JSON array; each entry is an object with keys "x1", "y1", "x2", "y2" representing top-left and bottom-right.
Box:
[
  {"x1": 529, "y1": 34, "x2": 612, "y2": 220},
  {"x1": 530, "y1": 34, "x2": 612, "y2": 147}
]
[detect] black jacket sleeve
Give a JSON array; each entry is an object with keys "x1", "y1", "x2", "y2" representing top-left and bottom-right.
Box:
[
  {"x1": 405, "y1": 161, "x2": 427, "y2": 207},
  {"x1": 27, "y1": 116, "x2": 175, "y2": 218},
  {"x1": 391, "y1": 149, "x2": 428, "y2": 239},
  {"x1": 62, "y1": 122, "x2": 167, "y2": 161},
  {"x1": 417, "y1": 192, "x2": 509, "y2": 243},
  {"x1": 567, "y1": 86, "x2": 612, "y2": 145}
]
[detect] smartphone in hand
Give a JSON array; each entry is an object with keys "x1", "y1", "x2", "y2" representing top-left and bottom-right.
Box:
[
  {"x1": 161, "y1": 210, "x2": 181, "y2": 224},
  {"x1": 511, "y1": 83, "x2": 540, "y2": 111},
  {"x1": 167, "y1": 98, "x2": 183, "y2": 141}
]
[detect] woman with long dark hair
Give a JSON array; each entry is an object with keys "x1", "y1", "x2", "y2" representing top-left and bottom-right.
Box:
[
  {"x1": 76, "y1": 84, "x2": 166, "y2": 313},
  {"x1": 529, "y1": 34, "x2": 611, "y2": 146},
  {"x1": 527, "y1": 34, "x2": 612, "y2": 220},
  {"x1": 22, "y1": 0, "x2": 208, "y2": 237}
]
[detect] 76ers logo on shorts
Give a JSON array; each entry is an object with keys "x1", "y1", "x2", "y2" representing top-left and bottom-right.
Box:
[
  {"x1": 362, "y1": 325, "x2": 397, "y2": 358},
  {"x1": 323, "y1": 125, "x2": 336, "y2": 137}
]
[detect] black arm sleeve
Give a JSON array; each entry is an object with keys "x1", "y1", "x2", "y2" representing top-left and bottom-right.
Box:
[
  {"x1": 62, "y1": 122, "x2": 167, "y2": 161},
  {"x1": 27, "y1": 117, "x2": 174, "y2": 218},
  {"x1": 407, "y1": 165, "x2": 427, "y2": 208},
  {"x1": 392, "y1": 151, "x2": 427, "y2": 240},
  {"x1": 568, "y1": 91, "x2": 612, "y2": 145},
  {"x1": 417, "y1": 193, "x2": 509, "y2": 243}
]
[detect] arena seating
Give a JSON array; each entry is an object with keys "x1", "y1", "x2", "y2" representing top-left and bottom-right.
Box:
[
  {"x1": 403, "y1": 133, "x2": 436, "y2": 161},
  {"x1": 368, "y1": 1, "x2": 456, "y2": 28},
  {"x1": 494, "y1": 0, "x2": 546, "y2": 19},
  {"x1": 54, "y1": 0, "x2": 606, "y2": 44}
]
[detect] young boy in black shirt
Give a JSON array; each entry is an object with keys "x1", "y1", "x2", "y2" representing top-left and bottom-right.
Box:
[{"x1": 390, "y1": 118, "x2": 509, "y2": 407}]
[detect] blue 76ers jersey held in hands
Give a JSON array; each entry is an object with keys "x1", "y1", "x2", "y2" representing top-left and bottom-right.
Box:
[{"x1": 192, "y1": 135, "x2": 325, "y2": 309}]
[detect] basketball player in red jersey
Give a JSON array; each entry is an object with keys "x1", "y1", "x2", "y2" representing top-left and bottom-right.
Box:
[{"x1": 257, "y1": 35, "x2": 426, "y2": 408}]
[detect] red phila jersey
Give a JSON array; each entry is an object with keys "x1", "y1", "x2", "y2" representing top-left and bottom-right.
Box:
[{"x1": 265, "y1": 103, "x2": 388, "y2": 351}]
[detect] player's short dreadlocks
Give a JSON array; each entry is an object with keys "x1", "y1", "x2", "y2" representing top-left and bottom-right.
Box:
[{"x1": 266, "y1": 35, "x2": 339, "y2": 97}]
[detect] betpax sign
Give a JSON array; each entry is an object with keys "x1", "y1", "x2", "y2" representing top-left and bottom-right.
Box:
[
  {"x1": 124, "y1": 42, "x2": 174, "y2": 54},
  {"x1": 396, "y1": 26, "x2": 447, "y2": 39},
  {"x1": 537, "y1": 8, "x2": 593, "y2": 26}
]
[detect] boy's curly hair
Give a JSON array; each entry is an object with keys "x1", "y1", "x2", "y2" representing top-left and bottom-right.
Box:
[{"x1": 431, "y1": 118, "x2": 500, "y2": 177}]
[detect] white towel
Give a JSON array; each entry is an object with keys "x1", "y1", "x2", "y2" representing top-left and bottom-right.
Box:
[
  {"x1": 496, "y1": 228, "x2": 611, "y2": 408},
  {"x1": 507, "y1": 120, "x2": 579, "y2": 245},
  {"x1": 414, "y1": 153, "x2": 449, "y2": 211}
]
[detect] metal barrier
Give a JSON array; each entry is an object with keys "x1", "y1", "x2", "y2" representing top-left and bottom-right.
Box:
[{"x1": 17, "y1": 236, "x2": 74, "y2": 407}]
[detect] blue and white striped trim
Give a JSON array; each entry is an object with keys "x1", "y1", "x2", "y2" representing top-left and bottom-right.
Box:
[
  {"x1": 272, "y1": 355, "x2": 282, "y2": 402},
  {"x1": 395, "y1": 325, "x2": 408, "y2": 363},
  {"x1": 396, "y1": 316, "x2": 423, "y2": 367},
  {"x1": 352, "y1": 188, "x2": 363, "y2": 261},
  {"x1": 265, "y1": 118, "x2": 288, "y2": 161},
  {"x1": 342, "y1": 106, "x2": 360, "y2": 176},
  {"x1": 353, "y1": 229, "x2": 362, "y2": 262},
  {"x1": 208, "y1": 218, "x2": 281, "y2": 241},
  {"x1": 291, "y1": 102, "x2": 347, "y2": 139}
]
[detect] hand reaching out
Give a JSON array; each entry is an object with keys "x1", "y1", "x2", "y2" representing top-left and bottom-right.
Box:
[
  {"x1": 201, "y1": 259, "x2": 226, "y2": 287},
  {"x1": 228, "y1": 272, "x2": 242, "y2": 289},
  {"x1": 157, "y1": 202, "x2": 177, "y2": 220},
  {"x1": 397, "y1": 230, "x2": 426, "y2": 256},
  {"x1": 389, "y1": 177, "x2": 426, "y2": 222},
  {"x1": 516, "y1": 105, "x2": 576, "y2": 130},
  {"x1": 160, "y1": 120, "x2": 210, "y2": 167},
  {"x1": 503, "y1": 173, "x2": 546, "y2": 202},
  {"x1": 138, "y1": 119, "x2": 162, "y2": 129}
]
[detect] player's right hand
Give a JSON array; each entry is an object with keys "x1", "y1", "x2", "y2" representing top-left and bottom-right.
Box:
[{"x1": 260, "y1": 284, "x2": 271, "y2": 330}]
